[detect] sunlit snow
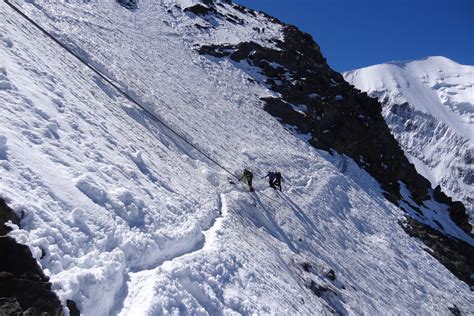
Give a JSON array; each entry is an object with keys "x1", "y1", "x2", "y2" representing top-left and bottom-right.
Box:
[{"x1": 0, "y1": 1, "x2": 472, "y2": 315}]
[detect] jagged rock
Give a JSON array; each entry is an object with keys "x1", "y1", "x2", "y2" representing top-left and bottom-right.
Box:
[
  {"x1": 0, "y1": 198, "x2": 20, "y2": 235},
  {"x1": 0, "y1": 237, "x2": 47, "y2": 280},
  {"x1": 434, "y1": 186, "x2": 472, "y2": 233},
  {"x1": 198, "y1": 44, "x2": 235, "y2": 58},
  {"x1": 308, "y1": 281, "x2": 332, "y2": 297},
  {"x1": 0, "y1": 297, "x2": 22, "y2": 314},
  {"x1": 401, "y1": 218, "x2": 474, "y2": 287},
  {"x1": 449, "y1": 202, "x2": 472, "y2": 234},
  {"x1": 0, "y1": 198, "x2": 78, "y2": 315},
  {"x1": 433, "y1": 185, "x2": 453, "y2": 204},
  {"x1": 262, "y1": 97, "x2": 309, "y2": 133},
  {"x1": 67, "y1": 300, "x2": 80, "y2": 316},
  {"x1": 184, "y1": 4, "x2": 218, "y2": 16},
  {"x1": 301, "y1": 262, "x2": 312, "y2": 273},
  {"x1": 0, "y1": 236, "x2": 62, "y2": 315}
]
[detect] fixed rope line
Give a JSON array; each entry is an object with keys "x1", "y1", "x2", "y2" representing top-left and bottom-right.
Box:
[
  {"x1": 6, "y1": 1, "x2": 291, "y2": 207},
  {"x1": 4, "y1": 0, "x2": 240, "y2": 181}
]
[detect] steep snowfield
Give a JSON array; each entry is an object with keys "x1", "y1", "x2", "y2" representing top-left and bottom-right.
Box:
[
  {"x1": 0, "y1": 1, "x2": 472, "y2": 314},
  {"x1": 344, "y1": 57, "x2": 474, "y2": 219}
]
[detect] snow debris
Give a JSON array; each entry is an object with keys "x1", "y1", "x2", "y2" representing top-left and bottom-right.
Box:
[{"x1": 75, "y1": 175, "x2": 107, "y2": 204}]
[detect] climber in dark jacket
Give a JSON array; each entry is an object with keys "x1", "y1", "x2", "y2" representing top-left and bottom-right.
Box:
[
  {"x1": 262, "y1": 171, "x2": 277, "y2": 189},
  {"x1": 274, "y1": 171, "x2": 284, "y2": 191},
  {"x1": 240, "y1": 168, "x2": 254, "y2": 192}
]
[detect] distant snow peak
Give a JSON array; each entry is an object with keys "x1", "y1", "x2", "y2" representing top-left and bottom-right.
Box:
[{"x1": 344, "y1": 56, "x2": 474, "y2": 220}]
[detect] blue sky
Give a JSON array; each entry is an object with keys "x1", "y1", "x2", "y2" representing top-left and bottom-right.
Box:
[{"x1": 235, "y1": 0, "x2": 473, "y2": 71}]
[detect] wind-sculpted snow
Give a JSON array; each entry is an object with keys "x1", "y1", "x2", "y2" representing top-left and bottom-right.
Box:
[
  {"x1": 344, "y1": 57, "x2": 474, "y2": 221},
  {"x1": 0, "y1": 1, "x2": 473, "y2": 315}
]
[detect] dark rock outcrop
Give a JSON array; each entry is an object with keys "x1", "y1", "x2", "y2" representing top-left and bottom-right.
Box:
[
  {"x1": 67, "y1": 299, "x2": 81, "y2": 316},
  {"x1": 401, "y1": 218, "x2": 474, "y2": 287},
  {"x1": 0, "y1": 243, "x2": 62, "y2": 314},
  {"x1": 0, "y1": 198, "x2": 73, "y2": 315},
  {"x1": 0, "y1": 198, "x2": 20, "y2": 235},
  {"x1": 184, "y1": 2, "x2": 244, "y2": 25},
  {"x1": 448, "y1": 304, "x2": 462, "y2": 316},
  {"x1": 184, "y1": 4, "x2": 219, "y2": 16},
  {"x1": 433, "y1": 186, "x2": 471, "y2": 232},
  {"x1": 116, "y1": 0, "x2": 139, "y2": 10},
  {"x1": 0, "y1": 297, "x2": 22, "y2": 315},
  {"x1": 325, "y1": 269, "x2": 336, "y2": 281}
]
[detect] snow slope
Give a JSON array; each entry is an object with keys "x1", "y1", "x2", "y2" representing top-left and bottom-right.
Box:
[
  {"x1": 0, "y1": 1, "x2": 472, "y2": 314},
  {"x1": 344, "y1": 57, "x2": 474, "y2": 219}
]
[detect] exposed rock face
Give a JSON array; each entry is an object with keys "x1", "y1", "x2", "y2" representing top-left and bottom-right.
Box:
[
  {"x1": 116, "y1": 0, "x2": 139, "y2": 10},
  {"x1": 0, "y1": 198, "x2": 66, "y2": 315},
  {"x1": 0, "y1": 198, "x2": 19, "y2": 236},
  {"x1": 434, "y1": 186, "x2": 472, "y2": 233},
  {"x1": 401, "y1": 218, "x2": 474, "y2": 287}
]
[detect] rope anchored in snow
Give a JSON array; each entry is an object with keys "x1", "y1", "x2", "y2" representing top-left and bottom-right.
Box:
[
  {"x1": 4, "y1": 0, "x2": 239, "y2": 180},
  {"x1": 4, "y1": 0, "x2": 286, "y2": 205}
]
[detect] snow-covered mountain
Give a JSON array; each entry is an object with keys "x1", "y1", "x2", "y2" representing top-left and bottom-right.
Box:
[
  {"x1": 344, "y1": 57, "x2": 473, "y2": 221},
  {"x1": 0, "y1": 1, "x2": 472, "y2": 315}
]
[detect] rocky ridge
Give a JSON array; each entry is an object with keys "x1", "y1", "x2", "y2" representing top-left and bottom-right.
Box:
[{"x1": 191, "y1": 0, "x2": 473, "y2": 285}]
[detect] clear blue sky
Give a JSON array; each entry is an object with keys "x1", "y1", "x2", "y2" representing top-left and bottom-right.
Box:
[{"x1": 235, "y1": 0, "x2": 474, "y2": 71}]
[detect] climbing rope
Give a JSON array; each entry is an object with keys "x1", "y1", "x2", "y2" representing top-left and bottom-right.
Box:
[
  {"x1": 5, "y1": 0, "x2": 288, "y2": 207},
  {"x1": 4, "y1": 0, "x2": 239, "y2": 180}
]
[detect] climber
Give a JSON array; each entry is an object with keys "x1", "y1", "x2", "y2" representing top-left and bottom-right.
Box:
[
  {"x1": 274, "y1": 171, "x2": 284, "y2": 192},
  {"x1": 239, "y1": 168, "x2": 254, "y2": 192},
  {"x1": 262, "y1": 171, "x2": 277, "y2": 189}
]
